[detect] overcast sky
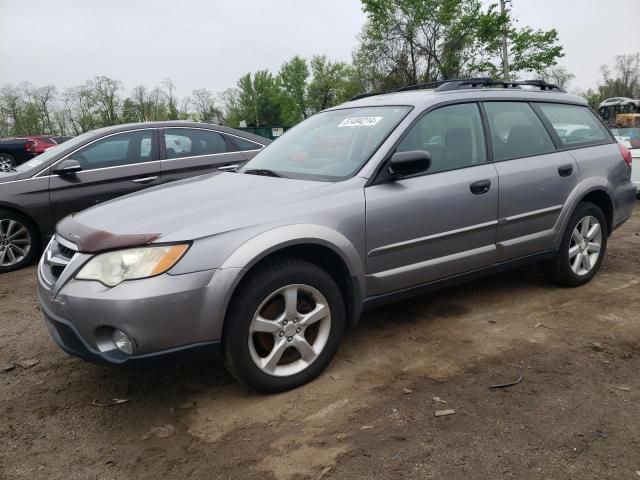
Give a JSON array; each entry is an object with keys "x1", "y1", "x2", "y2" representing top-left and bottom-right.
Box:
[{"x1": 1, "y1": 0, "x2": 639, "y2": 97}]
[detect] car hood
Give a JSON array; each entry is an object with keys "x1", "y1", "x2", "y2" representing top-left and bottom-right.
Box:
[
  {"x1": 0, "y1": 170, "x2": 22, "y2": 183},
  {"x1": 59, "y1": 172, "x2": 333, "y2": 251}
]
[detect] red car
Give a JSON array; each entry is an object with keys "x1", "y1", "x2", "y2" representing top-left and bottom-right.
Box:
[{"x1": 15, "y1": 136, "x2": 59, "y2": 155}]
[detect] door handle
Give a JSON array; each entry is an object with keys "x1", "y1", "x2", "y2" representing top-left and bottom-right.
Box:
[
  {"x1": 132, "y1": 176, "x2": 159, "y2": 184},
  {"x1": 558, "y1": 164, "x2": 573, "y2": 177},
  {"x1": 469, "y1": 179, "x2": 491, "y2": 195}
]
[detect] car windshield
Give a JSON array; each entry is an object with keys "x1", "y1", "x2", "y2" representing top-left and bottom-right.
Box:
[
  {"x1": 15, "y1": 131, "x2": 94, "y2": 173},
  {"x1": 239, "y1": 106, "x2": 411, "y2": 181}
]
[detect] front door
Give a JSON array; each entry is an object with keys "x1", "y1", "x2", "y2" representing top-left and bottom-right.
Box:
[
  {"x1": 49, "y1": 129, "x2": 161, "y2": 223},
  {"x1": 365, "y1": 103, "x2": 499, "y2": 297}
]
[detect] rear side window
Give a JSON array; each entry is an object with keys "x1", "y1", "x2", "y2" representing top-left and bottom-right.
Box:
[
  {"x1": 484, "y1": 102, "x2": 555, "y2": 161},
  {"x1": 537, "y1": 103, "x2": 609, "y2": 147},
  {"x1": 397, "y1": 103, "x2": 486, "y2": 174},
  {"x1": 164, "y1": 128, "x2": 228, "y2": 159},
  {"x1": 231, "y1": 136, "x2": 263, "y2": 151}
]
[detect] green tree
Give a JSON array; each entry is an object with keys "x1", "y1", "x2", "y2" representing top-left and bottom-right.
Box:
[
  {"x1": 307, "y1": 55, "x2": 363, "y2": 114},
  {"x1": 88, "y1": 76, "x2": 122, "y2": 126},
  {"x1": 356, "y1": 0, "x2": 564, "y2": 89},
  {"x1": 278, "y1": 56, "x2": 309, "y2": 125},
  {"x1": 234, "y1": 71, "x2": 282, "y2": 126}
]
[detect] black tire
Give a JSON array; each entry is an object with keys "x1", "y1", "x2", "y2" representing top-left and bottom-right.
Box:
[
  {"x1": 0, "y1": 153, "x2": 16, "y2": 171},
  {"x1": 0, "y1": 209, "x2": 41, "y2": 273},
  {"x1": 541, "y1": 202, "x2": 608, "y2": 287},
  {"x1": 223, "y1": 258, "x2": 345, "y2": 393}
]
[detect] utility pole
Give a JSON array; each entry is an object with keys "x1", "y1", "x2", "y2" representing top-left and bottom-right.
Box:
[{"x1": 500, "y1": 0, "x2": 509, "y2": 79}]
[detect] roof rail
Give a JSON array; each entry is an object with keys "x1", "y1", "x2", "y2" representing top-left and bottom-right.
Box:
[
  {"x1": 349, "y1": 92, "x2": 380, "y2": 101},
  {"x1": 393, "y1": 78, "x2": 493, "y2": 92},
  {"x1": 436, "y1": 78, "x2": 565, "y2": 93}
]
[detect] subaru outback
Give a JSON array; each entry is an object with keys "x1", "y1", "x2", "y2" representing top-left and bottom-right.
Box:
[{"x1": 37, "y1": 78, "x2": 636, "y2": 392}]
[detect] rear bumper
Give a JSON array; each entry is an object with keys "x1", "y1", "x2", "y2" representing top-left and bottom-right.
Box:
[{"x1": 612, "y1": 180, "x2": 637, "y2": 231}]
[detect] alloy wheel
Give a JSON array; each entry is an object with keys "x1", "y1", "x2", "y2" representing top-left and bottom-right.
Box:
[
  {"x1": 569, "y1": 215, "x2": 602, "y2": 276},
  {"x1": 248, "y1": 284, "x2": 332, "y2": 377},
  {"x1": 0, "y1": 219, "x2": 32, "y2": 267},
  {"x1": 0, "y1": 155, "x2": 13, "y2": 172}
]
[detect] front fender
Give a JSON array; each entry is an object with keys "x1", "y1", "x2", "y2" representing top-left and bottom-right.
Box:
[{"x1": 186, "y1": 224, "x2": 365, "y2": 339}]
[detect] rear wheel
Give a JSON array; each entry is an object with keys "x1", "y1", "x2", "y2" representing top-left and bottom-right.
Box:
[
  {"x1": 0, "y1": 209, "x2": 40, "y2": 273},
  {"x1": 223, "y1": 258, "x2": 345, "y2": 393},
  {"x1": 542, "y1": 202, "x2": 607, "y2": 286},
  {"x1": 0, "y1": 153, "x2": 16, "y2": 172}
]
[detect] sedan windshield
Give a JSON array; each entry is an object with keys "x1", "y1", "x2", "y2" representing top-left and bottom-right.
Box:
[
  {"x1": 15, "y1": 131, "x2": 95, "y2": 173},
  {"x1": 239, "y1": 106, "x2": 411, "y2": 181}
]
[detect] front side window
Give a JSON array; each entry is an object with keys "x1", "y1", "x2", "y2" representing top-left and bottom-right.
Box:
[
  {"x1": 164, "y1": 128, "x2": 228, "y2": 159},
  {"x1": 397, "y1": 103, "x2": 486, "y2": 174},
  {"x1": 73, "y1": 130, "x2": 156, "y2": 171},
  {"x1": 537, "y1": 103, "x2": 609, "y2": 147},
  {"x1": 484, "y1": 102, "x2": 555, "y2": 161},
  {"x1": 239, "y1": 106, "x2": 411, "y2": 181}
]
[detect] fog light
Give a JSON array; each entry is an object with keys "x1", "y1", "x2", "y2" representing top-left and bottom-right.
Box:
[{"x1": 112, "y1": 330, "x2": 134, "y2": 355}]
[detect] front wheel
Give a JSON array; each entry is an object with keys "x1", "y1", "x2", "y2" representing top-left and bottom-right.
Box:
[
  {"x1": 542, "y1": 202, "x2": 607, "y2": 287},
  {"x1": 223, "y1": 258, "x2": 345, "y2": 393},
  {"x1": 0, "y1": 209, "x2": 40, "y2": 273}
]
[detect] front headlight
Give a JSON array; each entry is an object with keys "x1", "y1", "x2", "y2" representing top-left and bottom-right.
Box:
[{"x1": 76, "y1": 244, "x2": 189, "y2": 287}]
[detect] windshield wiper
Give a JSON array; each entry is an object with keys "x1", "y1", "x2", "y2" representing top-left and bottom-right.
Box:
[{"x1": 243, "y1": 168, "x2": 282, "y2": 178}]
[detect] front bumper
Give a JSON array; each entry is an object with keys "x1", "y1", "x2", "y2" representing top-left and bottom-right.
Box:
[
  {"x1": 39, "y1": 296, "x2": 220, "y2": 365},
  {"x1": 37, "y1": 242, "x2": 231, "y2": 364}
]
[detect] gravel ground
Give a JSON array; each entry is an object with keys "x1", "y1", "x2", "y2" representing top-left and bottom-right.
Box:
[{"x1": 1, "y1": 204, "x2": 639, "y2": 480}]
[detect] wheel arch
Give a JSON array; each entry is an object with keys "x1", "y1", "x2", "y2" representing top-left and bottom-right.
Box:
[
  {"x1": 576, "y1": 188, "x2": 613, "y2": 235},
  {"x1": 219, "y1": 225, "x2": 365, "y2": 328},
  {"x1": 0, "y1": 203, "x2": 43, "y2": 242}
]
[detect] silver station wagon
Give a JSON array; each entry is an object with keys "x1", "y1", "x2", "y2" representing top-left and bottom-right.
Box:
[{"x1": 38, "y1": 78, "x2": 636, "y2": 392}]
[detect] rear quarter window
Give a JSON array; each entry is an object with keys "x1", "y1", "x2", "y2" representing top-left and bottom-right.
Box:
[{"x1": 537, "y1": 104, "x2": 610, "y2": 148}]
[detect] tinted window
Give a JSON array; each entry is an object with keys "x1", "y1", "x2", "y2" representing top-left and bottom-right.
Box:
[
  {"x1": 73, "y1": 130, "x2": 156, "y2": 171},
  {"x1": 484, "y1": 102, "x2": 555, "y2": 161},
  {"x1": 537, "y1": 103, "x2": 609, "y2": 147},
  {"x1": 164, "y1": 128, "x2": 228, "y2": 159},
  {"x1": 397, "y1": 103, "x2": 486, "y2": 173},
  {"x1": 231, "y1": 136, "x2": 263, "y2": 151}
]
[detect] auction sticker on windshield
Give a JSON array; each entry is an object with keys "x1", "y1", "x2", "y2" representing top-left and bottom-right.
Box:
[{"x1": 338, "y1": 116, "x2": 383, "y2": 127}]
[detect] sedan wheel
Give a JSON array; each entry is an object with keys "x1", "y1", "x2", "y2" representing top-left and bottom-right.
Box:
[
  {"x1": 568, "y1": 215, "x2": 602, "y2": 276},
  {"x1": 0, "y1": 154, "x2": 15, "y2": 172},
  {"x1": 0, "y1": 218, "x2": 32, "y2": 268},
  {"x1": 249, "y1": 284, "x2": 332, "y2": 377}
]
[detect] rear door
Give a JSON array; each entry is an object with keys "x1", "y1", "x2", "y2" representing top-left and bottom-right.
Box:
[
  {"x1": 49, "y1": 129, "x2": 161, "y2": 222},
  {"x1": 160, "y1": 127, "x2": 251, "y2": 183},
  {"x1": 483, "y1": 101, "x2": 579, "y2": 261}
]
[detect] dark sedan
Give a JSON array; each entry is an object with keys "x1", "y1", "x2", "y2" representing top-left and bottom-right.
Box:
[{"x1": 0, "y1": 121, "x2": 269, "y2": 272}]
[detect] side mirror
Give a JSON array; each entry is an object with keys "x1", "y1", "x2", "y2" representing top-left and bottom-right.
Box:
[
  {"x1": 388, "y1": 150, "x2": 431, "y2": 179},
  {"x1": 53, "y1": 159, "x2": 82, "y2": 176}
]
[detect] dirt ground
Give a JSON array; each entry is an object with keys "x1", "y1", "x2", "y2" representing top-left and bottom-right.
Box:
[{"x1": 1, "y1": 205, "x2": 639, "y2": 480}]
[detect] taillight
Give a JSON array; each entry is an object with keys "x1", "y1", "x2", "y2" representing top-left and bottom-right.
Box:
[
  {"x1": 24, "y1": 141, "x2": 35, "y2": 153},
  {"x1": 619, "y1": 143, "x2": 632, "y2": 167}
]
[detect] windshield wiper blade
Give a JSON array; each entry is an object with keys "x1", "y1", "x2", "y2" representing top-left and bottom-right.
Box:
[{"x1": 243, "y1": 168, "x2": 282, "y2": 178}]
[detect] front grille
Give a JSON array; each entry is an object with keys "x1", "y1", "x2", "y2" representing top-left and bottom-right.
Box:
[{"x1": 40, "y1": 236, "x2": 78, "y2": 285}]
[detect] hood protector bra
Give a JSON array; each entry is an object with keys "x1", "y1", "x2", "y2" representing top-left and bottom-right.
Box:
[{"x1": 57, "y1": 215, "x2": 160, "y2": 253}]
